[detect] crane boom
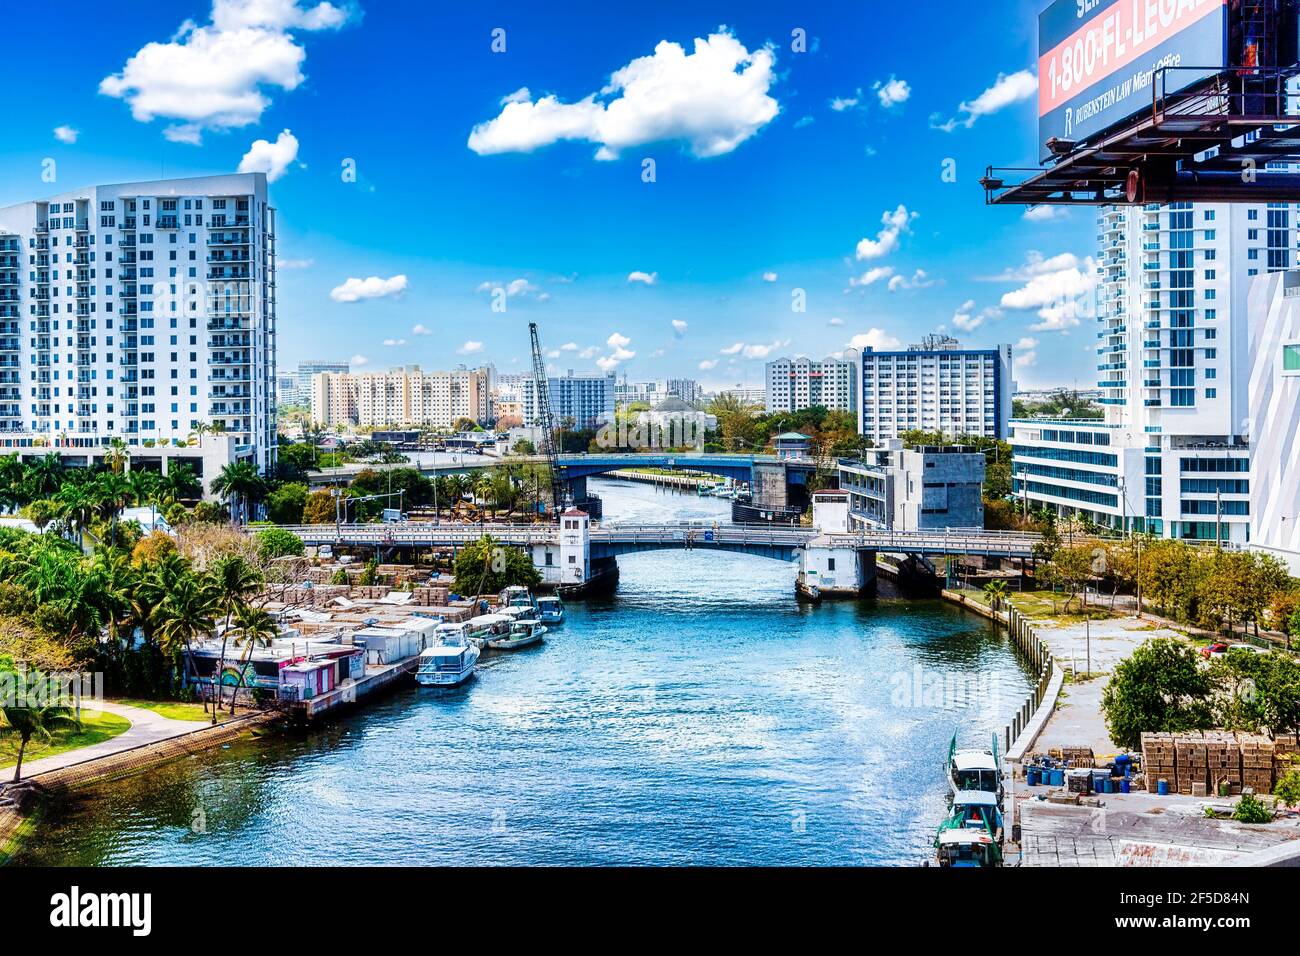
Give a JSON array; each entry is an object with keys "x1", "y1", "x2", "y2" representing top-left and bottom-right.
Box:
[{"x1": 528, "y1": 322, "x2": 568, "y2": 517}]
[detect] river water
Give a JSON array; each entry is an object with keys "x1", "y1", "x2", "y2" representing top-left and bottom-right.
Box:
[{"x1": 17, "y1": 478, "x2": 1031, "y2": 866}]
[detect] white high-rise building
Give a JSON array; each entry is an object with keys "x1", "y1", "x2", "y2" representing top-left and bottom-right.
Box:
[
  {"x1": 524, "y1": 371, "x2": 615, "y2": 430},
  {"x1": 0, "y1": 173, "x2": 278, "y2": 475},
  {"x1": 859, "y1": 335, "x2": 1012, "y2": 442},
  {"x1": 1011, "y1": 201, "x2": 1296, "y2": 545},
  {"x1": 765, "y1": 356, "x2": 858, "y2": 416}
]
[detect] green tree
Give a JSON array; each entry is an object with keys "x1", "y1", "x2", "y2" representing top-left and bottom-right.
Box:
[
  {"x1": 0, "y1": 674, "x2": 80, "y2": 782},
  {"x1": 1101, "y1": 638, "x2": 1216, "y2": 750},
  {"x1": 265, "y1": 481, "x2": 309, "y2": 525},
  {"x1": 205, "y1": 555, "x2": 263, "y2": 721},
  {"x1": 255, "y1": 527, "x2": 304, "y2": 561},
  {"x1": 452, "y1": 535, "x2": 541, "y2": 597},
  {"x1": 225, "y1": 603, "x2": 278, "y2": 716},
  {"x1": 153, "y1": 568, "x2": 218, "y2": 712},
  {"x1": 982, "y1": 579, "x2": 1009, "y2": 613},
  {"x1": 302, "y1": 490, "x2": 337, "y2": 525},
  {"x1": 210, "y1": 461, "x2": 268, "y2": 525}
]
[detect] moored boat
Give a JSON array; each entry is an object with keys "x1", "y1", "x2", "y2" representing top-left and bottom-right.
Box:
[
  {"x1": 498, "y1": 585, "x2": 537, "y2": 611},
  {"x1": 466, "y1": 613, "x2": 514, "y2": 647},
  {"x1": 933, "y1": 828, "x2": 1000, "y2": 868},
  {"x1": 947, "y1": 733, "x2": 1004, "y2": 805},
  {"x1": 415, "y1": 642, "x2": 480, "y2": 687},
  {"x1": 485, "y1": 619, "x2": 547, "y2": 651},
  {"x1": 536, "y1": 595, "x2": 564, "y2": 625}
]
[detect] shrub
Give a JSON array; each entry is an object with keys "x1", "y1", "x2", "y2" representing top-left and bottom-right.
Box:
[
  {"x1": 255, "y1": 527, "x2": 304, "y2": 561},
  {"x1": 1232, "y1": 792, "x2": 1273, "y2": 824}
]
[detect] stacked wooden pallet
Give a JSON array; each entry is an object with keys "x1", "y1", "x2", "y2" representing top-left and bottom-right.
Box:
[
  {"x1": 1240, "y1": 733, "x2": 1276, "y2": 794},
  {"x1": 1141, "y1": 733, "x2": 1177, "y2": 791},
  {"x1": 1206, "y1": 731, "x2": 1242, "y2": 795},
  {"x1": 1174, "y1": 736, "x2": 1209, "y2": 795}
]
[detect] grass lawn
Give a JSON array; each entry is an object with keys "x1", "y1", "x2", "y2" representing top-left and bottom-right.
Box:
[
  {"x1": 113, "y1": 698, "x2": 209, "y2": 722},
  {"x1": 1006, "y1": 590, "x2": 1114, "y2": 623},
  {"x1": 0, "y1": 710, "x2": 131, "y2": 772}
]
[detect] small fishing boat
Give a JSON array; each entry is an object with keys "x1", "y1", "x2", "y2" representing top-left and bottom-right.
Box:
[
  {"x1": 415, "y1": 642, "x2": 480, "y2": 687},
  {"x1": 485, "y1": 618, "x2": 547, "y2": 651},
  {"x1": 933, "y1": 828, "x2": 1000, "y2": 868},
  {"x1": 944, "y1": 791, "x2": 1004, "y2": 844},
  {"x1": 498, "y1": 585, "x2": 537, "y2": 611},
  {"x1": 536, "y1": 595, "x2": 564, "y2": 625},
  {"x1": 466, "y1": 613, "x2": 514, "y2": 647},
  {"x1": 947, "y1": 733, "x2": 1004, "y2": 805}
]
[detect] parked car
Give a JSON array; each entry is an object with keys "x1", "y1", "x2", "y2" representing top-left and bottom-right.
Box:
[
  {"x1": 1226, "y1": 643, "x2": 1270, "y2": 656},
  {"x1": 1201, "y1": 642, "x2": 1230, "y2": 659}
]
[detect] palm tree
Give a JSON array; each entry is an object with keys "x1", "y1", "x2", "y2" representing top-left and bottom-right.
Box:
[
  {"x1": 225, "y1": 604, "x2": 278, "y2": 716},
  {"x1": 159, "y1": 463, "x2": 201, "y2": 507},
  {"x1": 155, "y1": 572, "x2": 219, "y2": 715},
  {"x1": 205, "y1": 555, "x2": 264, "y2": 721},
  {"x1": 93, "y1": 471, "x2": 133, "y2": 547},
  {"x1": 53, "y1": 481, "x2": 96, "y2": 548},
  {"x1": 23, "y1": 453, "x2": 65, "y2": 499},
  {"x1": 102, "y1": 437, "x2": 131, "y2": 474},
  {"x1": 210, "y1": 461, "x2": 266, "y2": 525},
  {"x1": 983, "y1": 579, "x2": 1010, "y2": 613},
  {"x1": 1, "y1": 678, "x2": 80, "y2": 783}
]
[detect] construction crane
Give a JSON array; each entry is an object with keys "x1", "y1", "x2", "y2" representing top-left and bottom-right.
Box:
[{"x1": 529, "y1": 322, "x2": 568, "y2": 518}]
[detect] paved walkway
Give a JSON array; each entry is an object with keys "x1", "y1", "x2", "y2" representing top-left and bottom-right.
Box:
[
  {"x1": 1016, "y1": 792, "x2": 1300, "y2": 866},
  {"x1": 16, "y1": 700, "x2": 210, "y2": 781}
]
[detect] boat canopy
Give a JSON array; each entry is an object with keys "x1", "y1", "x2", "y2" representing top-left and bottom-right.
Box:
[
  {"x1": 470, "y1": 614, "x2": 512, "y2": 627},
  {"x1": 936, "y1": 829, "x2": 992, "y2": 847},
  {"x1": 953, "y1": 751, "x2": 998, "y2": 772},
  {"x1": 421, "y1": 646, "x2": 470, "y2": 659},
  {"x1": 952, "y1": 791, "x2": 1000, "y2": 808}
]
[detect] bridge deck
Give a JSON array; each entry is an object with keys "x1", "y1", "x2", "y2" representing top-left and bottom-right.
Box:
[{"x1": 272, "y1": 523, "x2": 1040, "y2": 558}]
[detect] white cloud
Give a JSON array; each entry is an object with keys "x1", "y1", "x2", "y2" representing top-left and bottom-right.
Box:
[
  {"x1": 99, "y1": 0, "x2": 352, "y2": 143},
  {"x1": 382, "y1": 338, "x2": 406, "y2": 347},
  {"x1": 952, "y1": 300, "x2": 1002, "y2": 333},
  {"x1": 237, "y1": 128, "x2": 299, "y2": 181},
  {"x1": 741, "y1": 340, "x2": 785, "y2": 359},
  {"x1": 855, "y1": 204, "x2": 917, "y2": 261},
  {"x1": 1015, "y1": 337, "x2": 1039, "y2": 368},
  {"x1": 888, "y1": 269, "x2": 935, "y2": 292},
  {"x1": 671, "y1": 319, "x2": 688, "y2": 337},
  {"x1": 762, "y1": 271, "x2": 778, "y2": 283},
  {"x1": 698, "y1": 359, "x2": 719, "y2": 371},
  {"x1": 985, "y1": 251, "x2": 1082, "y2": 282},
  {"x1": 458, "y1": 340, "x2": 484, "y2": 355},
  {"x1": 933, "y1": 70, "x2": 1036, "y2": 132},
  {"x1": 829, "y1": 89, "x2": 861, "y2": 112},
  {"x1": 278, "y1": 257, "x2": 313, "y2": 269},
  {"x1": 849, "y1": 266, "x2": 895, "y2": 288},
  {"x1": 998, "y1": 254, "x2": 1097, "y2": 332},
  {"x1": 720, "y1": 342, "x2": 744, "y2": 355},
  {"x1": 411, "y1": 324, "x2": 431, "y2": 336},
  {"x1": 330, "y1": 274, "x2": 408, "y2": 303},
  {"x1": 579, "y1": 346, "x2": 600, "y2": 359},
  {"x1": 349, "y1": 353, "x2": 368, "y2": 366},
  {"x1": 560, "y1": 342, "x2": 578, "y2": 351},
  {"x1": 53, "y1": 125, "x2": 79, "y2": 144},
  {"x1": 607, "y1": 332, "x2": 632, "y2": 349},
  {"x1": 468, "y1": 29, "x2": 779, "y2": 160},
  {"x1": 1023, "y1": 205, "x2": 1070, "y2": 223},
  {"x1": 828, "y1": 317, "x2": 845, "y2": 327},
  {"x1": 846, "y1": 329, "x2": 902, "y2": 351},
  {"x1": 874, "y1": 76, "x2": 910, "y2": 108},
  {"x1": 476, "y1": 278, "x2": 548, "y2": 301},
  {"x1": 627, "y1": 270, "x2": 658, "y2": 285}
]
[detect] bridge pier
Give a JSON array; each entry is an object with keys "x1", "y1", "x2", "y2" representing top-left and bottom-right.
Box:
[{"x1": 797, "y1": 541, "x2": 876, "y2": 598}]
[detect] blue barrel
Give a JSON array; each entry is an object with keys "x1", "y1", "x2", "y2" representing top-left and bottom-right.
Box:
[
  {"x1": 1120, "y1": 778, "x2": 1131, "y2": 794},
  {"x1": 1157, "y1": 778, "x2": 1169, "y2": 796},
  {"x1": 1026, "y1": 767, "x2": 1039, "y2": 787},
  {"x1": 1050, "y1": 769, "x2": 1065, "y2": 787}
]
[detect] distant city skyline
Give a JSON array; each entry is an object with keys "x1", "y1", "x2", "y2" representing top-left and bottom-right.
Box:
[{"x1": 0, "y1": 0, "x2": 1092, "y2": 391}]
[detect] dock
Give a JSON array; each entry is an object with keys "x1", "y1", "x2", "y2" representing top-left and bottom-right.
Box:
[{"x1": 278, "y1": 656, "x2": 421, "y2": 721}]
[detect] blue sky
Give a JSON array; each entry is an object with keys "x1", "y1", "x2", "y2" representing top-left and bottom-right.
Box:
[{"x1": 0, "y1": 0, "x2": 1101, "y2": 391}]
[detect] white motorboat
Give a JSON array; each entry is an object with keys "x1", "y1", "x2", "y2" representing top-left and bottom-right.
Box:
[{"x1": 415, "y1": 643, "x2": 480, "y2": 687}]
